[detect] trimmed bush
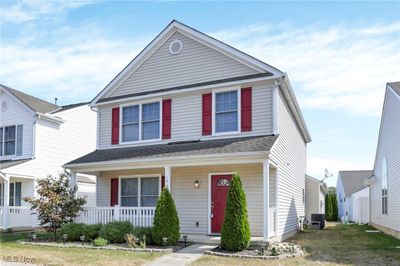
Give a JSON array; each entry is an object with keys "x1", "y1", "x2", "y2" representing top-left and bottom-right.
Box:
[
  {"x1": 132, "y1": 227, "x2": 154, "y2": 245},
  {"x1": 325, "y1": 192, "x2": 338, "y2": 221},
  {"x1": 59, "y1": 223, "x2": 87, "y2": 241},
  {"x1": 221, "y1": 173, "x2": 251, "y2": 251},
  {"x1": 152, "y1": 188, "x2": 180, "y2": 245},
  {"x1": 93, "y1": 237, "x2": 108, "y2": 246},
  {"x1": 99, "y1": 221, "x2": 134, "y2": 243},
  {"x1": 84, "y1": 224, "x2": 102, "y2": 241}
]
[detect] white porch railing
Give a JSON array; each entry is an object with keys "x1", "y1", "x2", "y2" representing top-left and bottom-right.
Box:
[
  {"x1": 269, "y1": 207, "x2": 276, "y2": 238},
  {"x1": 75, "y1": 206, "x2": 156, "y2": 227},
  {"x1": 1, "y1": 206, "x2": 39, "y2": 229}
]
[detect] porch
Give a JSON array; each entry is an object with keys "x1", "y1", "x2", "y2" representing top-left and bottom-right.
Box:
[
  {"x1": 0, "y1": 174, "x2": 39, "y2": 229},
  {"x1": 70, "y1": 160, "x2": 278, "y2": 241}
]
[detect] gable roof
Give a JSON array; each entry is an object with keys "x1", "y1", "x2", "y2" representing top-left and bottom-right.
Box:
[
  {"x1": 1, "y1": 84, "x2": 59, "y2": 113},
  {"x1": 388, "y1": 82, "x2": 400, "y2": 96},
  {"x1": 51, "y1": 102, "x2": 89, "y2": 114},
  {"x1": 65, "y1": 134, "x2": 278, "y2": 166},
  {"x1": 306, "y1": 175, "x2": 328, "y2": 194},
  {"x1": 91, "y1": 20, "x2": 283, "y2": 105},
  {"x1": 339, "y1": 170, "x2": 373, "y2": 196}
]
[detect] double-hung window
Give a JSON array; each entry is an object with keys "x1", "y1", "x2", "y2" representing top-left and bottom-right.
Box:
[
  {"x1": 0, "y1": 125, "x2": 23, "y2": 156},
  {"x1": 215, "y1": 90, "x2": 239, "y2": 133},
  {"x1": 6, "y1": 182, "x2": 22, "y2": 206},
  {"x1": 120, "y1": 176, "x2": 159, "y2": 207},
  {"x1": 121, "y1": 102, "x2": 160, "y2": 142}
]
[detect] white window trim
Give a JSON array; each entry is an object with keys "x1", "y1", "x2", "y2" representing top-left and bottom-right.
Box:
[
  {"x1": 118, "y1": 174, "x2": 162, "y2": 207},
  {"x1": 119, "y1": 98, "x2": 162, "y2": 145},
  {"x1": 7, "y1": 182, "x2": 21, "y2": 207},
  {"x1": 381, "y1": 156, "x2": 388, "y2": 215},
  {"x1": 0, "y1": 124, "x2": 21, "y2": 158},
  {"x1": 212, "y1": 86, "x2": 241, "y2": 136}
]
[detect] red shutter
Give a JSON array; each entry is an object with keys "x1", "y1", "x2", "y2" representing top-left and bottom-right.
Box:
[
  {"x1": 161, "y1": 176, "x2": 165, "y2": 190},
  {"x1": 162, "y1": 99, "x2": 171, "y2": 139},
  {"x1": 241, "y1": 87, "x2": 252, "y2": 132},
  {"x1": 111, "y1": 107, "x2": 120, "y2": 145},
  {"x1": 110, "y1": 178, "x2": 119, "y2": 206},
  {"x1": 202, "y1": 93, "x2": 212, "y2": 135}
]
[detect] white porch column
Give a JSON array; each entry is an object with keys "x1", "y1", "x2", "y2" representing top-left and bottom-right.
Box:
[
  {"x1": 164, "y1": 166, "x2": 171, "y2": 190},
  {"x1": 3, "y1": 175, "x2": 10, "y2": 229},
  {"x1": 263, "y1": 160, "x2": 270, "y2": 241}
]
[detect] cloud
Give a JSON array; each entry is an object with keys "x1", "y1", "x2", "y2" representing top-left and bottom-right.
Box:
[
  {"x1": 212, "y1": 21, "x2": 400, "y2": 116},
  {"x1": 0, "y1": 24, "x2": 153, "y2": 104},
  {"x1": 0, "y1": 0, "x2": 93, "y2": 23},
  {"x1": 307, "y1": 157, "x2": 372, "y2": 187},
  {"x1": 1, "y1": 19, "x2": 399, "y2": 110}
]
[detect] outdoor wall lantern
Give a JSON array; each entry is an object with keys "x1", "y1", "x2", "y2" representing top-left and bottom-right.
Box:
[{"x1": 194, "y1": 180, "x2": 200, "y2": 189}]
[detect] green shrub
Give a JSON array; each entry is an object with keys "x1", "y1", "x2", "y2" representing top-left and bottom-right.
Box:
[
  {"x1": 152, "y1": 188, "x2": 180, "y2": 246},
  {"x1": 221, "y1": 173, "x2": 251, "y2": 251},
  {"x1": 59, "y1": 223, "x2": 87, "y2": 241},
  {"x1": 132, "y1": 227, "x2": 153, "y2": 245},
  {"x1": 93, "y1": 237, "x2": 108, "y2": 246},
  {"x1": 325, "y1": 191, "x2": 338, "y2": 221},
  {"x1": 99, "y1": 221, "x2": 134, "y2": 243},
  {"x1": 84, "y1": 224, "x2": 102, "y2": 241}
]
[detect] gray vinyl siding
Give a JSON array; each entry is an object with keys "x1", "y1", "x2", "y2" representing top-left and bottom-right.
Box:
[
  {"x1": 305, "y1": 178, "x2": 324, "y2": 221},
  {"x1": 104, "y1": 31, "x2": 261, "y2": 99},
  {"x1": 98, "y1": 82, "x2": 274, "y2": 149},
  {"x1": 370, "y1": 86, "x2": 400, "y2": 232},
  {"x1": 269, "y1": 89, "x2": 306, "y2": 240}
]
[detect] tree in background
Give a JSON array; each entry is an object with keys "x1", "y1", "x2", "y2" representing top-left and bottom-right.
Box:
[
  {"x1": 221, "y1": 173, "x2": 251, "y2": 251},
  {"x1": 152, "y1": 188, "x2": 180, "y2": 245},
  {"x1": 325, "y1": 186, "x2": 338, "y2": 221},
  {"x1": 24, "y1": 172, "x2": 86, "y2": 240}
]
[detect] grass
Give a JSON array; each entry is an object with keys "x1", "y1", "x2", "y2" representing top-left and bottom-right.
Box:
[
  {"x1": 192, "y1": 223, "x2": 400, "y2": 266},
  {"x1": 0, "y1": 231, "x2": 163, "y2": 266}
]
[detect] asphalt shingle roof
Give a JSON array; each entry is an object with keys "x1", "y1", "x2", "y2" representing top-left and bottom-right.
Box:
[
  {"x1": 0, "y1": 159, "x2": 32, "y2": 170},
  {"x1": 67, "y1": 135, "x2": 278, "y2": 165},
  {"x1": 339, "y1": 170, "x2": 373, "y2": 196},
  {"x1": 1, "y1": 84, "x2": 59, "y2": 113},
  {"x1": 388, "y1": 82, "x2": 400, "y2": 96}
]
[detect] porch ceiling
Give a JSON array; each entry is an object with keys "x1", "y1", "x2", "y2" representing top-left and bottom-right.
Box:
[{"x1": 65, "y1": 135, "x2": 278, "y2": 170}]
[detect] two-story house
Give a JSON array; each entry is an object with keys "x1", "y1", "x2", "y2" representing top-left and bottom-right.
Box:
[
  {"x1": 366, "y1": 82, "x2": 400, "y2": 239},
  {"x1": 65, "y1": 20, "x2": 311, "y2": 242},
  {"x1": 0, "y1": 85, "x2": 97, "y2": 229}
]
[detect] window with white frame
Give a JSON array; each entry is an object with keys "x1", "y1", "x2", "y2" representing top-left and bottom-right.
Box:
[
  {"x1": 121, "y1": 102, "x2": 160, "y2": 142},
  {"x1": 120, "y1": 177, "x2": 159, "y2": 207},
  {"x1": 4, "y1": 182, "x2": 22, "y2": 206},
  {"x1": 215, "y1": 90, "x2": 238, "y2": 133},
  {"x1": 0, "y1": 125, "x2": 23, "y2": 156},
  {"x1": 382, "y1": 157, "x2": 388, "y2": 214}
]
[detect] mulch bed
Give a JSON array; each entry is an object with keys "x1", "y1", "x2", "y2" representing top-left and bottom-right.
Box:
[
  {"x1": 205, "y1": 242, "x2": 303, "y2": 260},
  {"x1": 18, "y1": 240, "x2": 189, "y2": 253}
]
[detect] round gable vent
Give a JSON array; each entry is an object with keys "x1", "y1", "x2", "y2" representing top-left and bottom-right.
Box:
[
  {"x1": 1, "y1": 100, "x2": 7, "y2": 111},
  {"x1": 169, "y1": 39, "x2": 183, "y2": 55}
]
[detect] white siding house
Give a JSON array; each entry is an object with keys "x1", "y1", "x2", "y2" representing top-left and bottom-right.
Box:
[
  {"x1": 336, "y1": 170, "x2": 372, "y2": 222},
  {"x1": 65, "y1": 20, "x2": 311, "y2": 242},
  {"x1": 366, "y1": 82, "x2": 400, "y2": 239},
  {"x1": 0, "y1": 85, "x2": 97, "y2": 229},
  {"x1": 305, "y1": 175, "x2": 327, "y2": 221}
]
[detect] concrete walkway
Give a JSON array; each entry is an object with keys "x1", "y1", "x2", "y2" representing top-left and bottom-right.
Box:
[{"x1": 144, "y1": 244, "x2": 216, "y2": 266}]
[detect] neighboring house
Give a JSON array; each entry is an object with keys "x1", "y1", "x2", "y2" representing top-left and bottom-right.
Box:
[
  {"x1": 65, "y1": 20, "x2": 311, "y2": 242},
  {"x1": 305, "y1": 175, "x2": 327, "y2": 221},
  {"x1": 0, "y1": 85, "x2": 97, "y2": 229},
  {"x1": 336, "y1": 170, "x2": 372, "y2": 222},
  {"x1": 351, "y1": 187, "x2": 369, "y2": 224},
  {"x1": 366, "y1": 82, "x2": 400, "y2": 239}
]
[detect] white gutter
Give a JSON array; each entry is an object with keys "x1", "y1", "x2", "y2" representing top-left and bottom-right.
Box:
[{"x1": 36, "y1": 112, "x2": 64, "y2": 124}]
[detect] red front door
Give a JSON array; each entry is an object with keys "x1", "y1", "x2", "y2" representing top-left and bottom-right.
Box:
[{"x1": 211, "y1": 174, "x2": 232, "y2": 234}]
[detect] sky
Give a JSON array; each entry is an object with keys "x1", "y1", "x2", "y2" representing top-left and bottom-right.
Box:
[{"x1": 1, "y1": 1, "x2": 399, "y2": 187}]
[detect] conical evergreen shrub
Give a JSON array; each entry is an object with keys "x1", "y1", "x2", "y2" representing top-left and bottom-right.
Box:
[
  {"x1": 152, "y1": 188, "x2": 180, "y2": 245},
  {"x1": 221, "y1": 173, "x2": 251, "y2": 251}
]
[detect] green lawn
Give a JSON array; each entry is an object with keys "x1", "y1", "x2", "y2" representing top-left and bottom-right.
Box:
[
  {"x1": 192, "y1": 223, "x2": 400, "y2": 266},
  {"x1": 0, "y1": 231, "x2": 162, "y2": 266}
]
